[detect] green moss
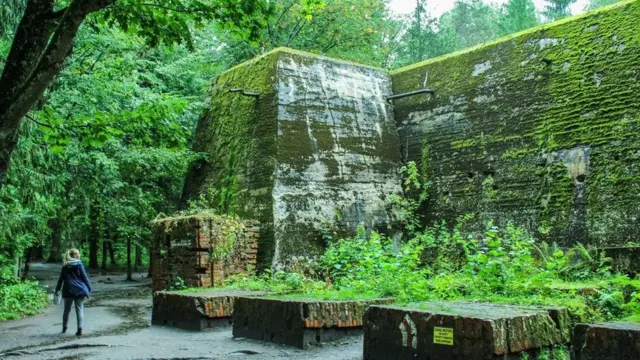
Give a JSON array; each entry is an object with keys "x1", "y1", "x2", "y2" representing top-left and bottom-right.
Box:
[
  {"x1": 267, "y1": 289, "x2": 383, "y2": 301},
  {"x1": 183, "y1": 51, "x2": 280, "y2": 269},
  {"x1": 391, "y1": 0, "x2": 640, "y2": 246}
]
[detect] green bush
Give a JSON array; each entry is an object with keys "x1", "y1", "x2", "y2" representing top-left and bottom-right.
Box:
[
  {"x1": 318, "y1": 221, "x2": 640, "y2": 323},
  {"x1": 0, "y1": 281, "x2": 49, "y2": 320},
  {"x1": 321, "y1": 226, "x2": 429, "y2": 302},
  {"x1": 173, "y1": 216, "x2": 640, "y2": 324}
]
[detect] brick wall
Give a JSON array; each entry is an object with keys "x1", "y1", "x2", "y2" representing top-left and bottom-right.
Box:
[{"x1": 151, "y1": 216, "x2": 259, "y2": 291}]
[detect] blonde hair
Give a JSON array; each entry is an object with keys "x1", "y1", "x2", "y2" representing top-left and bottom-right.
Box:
[{"x1": 63, "y1": 249, "x2": 80, "y2": 265}]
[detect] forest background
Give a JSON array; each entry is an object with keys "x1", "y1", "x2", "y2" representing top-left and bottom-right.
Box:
[{"x1": 0, "y1": 0, "x2": 621, "y2": 314}]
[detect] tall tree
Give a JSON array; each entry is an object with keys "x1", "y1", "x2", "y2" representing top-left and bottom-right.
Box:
[
  {"x1": 0, "y1": 13, "x2": 229, "y2": 277},
  {"x1": 498, "y1": 0, "x2": 539, "y2": 36},
  {"x1": 543, "y1": 0, "x2": 577, "y2": 21},
  {"x1": 219, "y1": 0, "x2": 392, "y2": 67},
  {"x1": 0, "y1": 0, "x2": 280, "y2": 190},
  {"x1": 439, "y1": 0, "x2": 500, "y2": 51},
  {"x1": 394, "y1": 0, "x2": 446, "y2": 66},
  {"x1": 586, "y1": 0, "x2": 621, "y2": 10}
]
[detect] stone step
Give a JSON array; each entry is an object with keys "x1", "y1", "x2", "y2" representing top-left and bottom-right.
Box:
[
  {"x1": 363, "y1": 302, "x2": 571, "y2": 360},
  {"x1": 572, "y1": 321, "x2": 640, "y2": 360}
]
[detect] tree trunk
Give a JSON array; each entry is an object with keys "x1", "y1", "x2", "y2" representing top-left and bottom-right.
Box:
[
  {"x1": 15, "y1": 255, "x2": 21, "y2": 278},
  {"x1": 89, "y1": 200, "x2": 99, "y2": 269},
  {"x1": 147, "y1": 251, "x2": 153, "y2": 278},
  {"x1": 0, "y1": 0, "x2": 114, "y2": 189},
  {"x1": 21, "y1": 247, "x2": 34, "y2": 281},
  {"x1": 135, "y1": 244, "x2": 142, "y2": 271},
  {"x1": 101, "y1": 240, "x2": 108, "y2": 270},
  {"x1": 126, "y1": 237, "x2": 132, "y2": 281},
  {"x1": 47, "y1": 218, "x2": 63, "y2": 263},
  {"x1": 108, "y1": 240, "x2": 116, "y2": 266}
]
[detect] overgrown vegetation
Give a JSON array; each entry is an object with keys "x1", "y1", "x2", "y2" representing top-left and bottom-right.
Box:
[
  {"x1": 0, "y1": 280, "x2": 49, "y2": 320},
  {"x1": 215, "y1": 218, "x2": 640, "y2": 323},
  {"x1": 0, "y1": 0, "x2": 629, "y2": 321},
  {"x1": 182, "y1": 157, "x2": 640, "y2": 325}
]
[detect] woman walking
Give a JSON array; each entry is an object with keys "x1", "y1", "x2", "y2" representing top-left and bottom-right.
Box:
[{"x1": 55, "y1": 249, "x2": 91, "y2": 336}]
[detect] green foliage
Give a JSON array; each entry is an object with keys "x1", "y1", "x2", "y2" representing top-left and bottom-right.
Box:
[
  {"x1": 0, "y1": 281, "x2": 49, "y2": 320},
  {"x1": 439, "y1": 0, "x2": 501, "y2": 51},
  {"x1": 543, "y1": 0, "x2": 577, "y2": 21},
  {"x1": 97, "y1": 0, "x2": 278, "y2": 49},
  {"x1": 320, "y1": 226, "x2": 429, "y2": 302},
  {"x1": 0, "y1": 124, "x2": 62, "y2": 282},
  {"x1": 390, "y1": 159, "x2": 431, "y2": 234},
  {"x1": 169, "y1": 276, "x2": 187, "y2": 291},
  {"x1": 218, "y1": 0, "x2": 394, "y2": 68},
  {"x1": 0, "y1": 0, "x2": 26, "y2": 37},
  {"x1": 530, "y1": 346, "x2": 571, "y2": 360},
  {"x1": 498, "y1": 0, "x2": 539, "y2": 36},
  {"x1": 587, "y1": 0, "x2": 623, "y2": 10},
  {"x1": 222, "y1": 271, "x2": 326, "y2": 293},
  {"x1": 314, "y1": 219, "x2": 640, "y2": 322},
  {"x1": 1, "y1": 19, "x2": 205, "y2": 281}
]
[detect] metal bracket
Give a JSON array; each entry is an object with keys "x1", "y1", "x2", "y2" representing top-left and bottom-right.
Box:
[
  {"x1": 385, "y1": 89, "x2": 435, "y2": 103},
  {"x1": 229, "y1": 88, "x2": 260, "y2": 98}
]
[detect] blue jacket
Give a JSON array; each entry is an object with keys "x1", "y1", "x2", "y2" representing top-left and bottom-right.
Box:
[{"x1": 55, "y1": 260, "x2": 92, "y2": 298}]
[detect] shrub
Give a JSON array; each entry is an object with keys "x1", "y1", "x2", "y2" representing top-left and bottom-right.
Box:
[
  {"x1": 318, "y1": 220, "x2": 640, "y2": 323},
  {"x1": 0, "y1": 281, "x2": 49, "y2": 320}
]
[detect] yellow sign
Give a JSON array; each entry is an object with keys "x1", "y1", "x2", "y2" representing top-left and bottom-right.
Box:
[{"x1": 433, "y1": 327, "x2": 454, "y2": 345}]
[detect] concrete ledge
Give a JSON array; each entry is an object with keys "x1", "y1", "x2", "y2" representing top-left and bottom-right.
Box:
[
  {"x1": 152, "y1": 290, "x2": 265, "y2": 331},
  {"x1": 572, "y1": 321, "x2": 640, "y2": 360},
  {"x1": 232, "y1": 296, "x2": 393, "y2": 349},
  {"x1": 363, "y1": 302, "x2": 571, "y2": 360}
]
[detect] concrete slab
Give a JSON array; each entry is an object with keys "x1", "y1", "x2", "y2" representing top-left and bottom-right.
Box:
[
  {"x1": 152, "y1": 289, "x2": 265, "y2": 330},
  {"x1": 232, "y1": 296, "x2": 392, "y2": 349},
  {"x1": 572, "y1": 321, "x2": 640, "y2": 360},
  {"x1": 363, "y1": 302, "x2": 571, "y2": 360}
]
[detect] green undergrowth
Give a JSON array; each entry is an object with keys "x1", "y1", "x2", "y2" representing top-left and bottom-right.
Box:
[
  {"x1": 0, "y1": 281, "x2": 49, "y2": 320},
  {"x1": 266, "y1": 288, "x2": 383, "y2": 301},
  {"x1": 173, "y1": 271, "x2": 326, "y2": 294},
  {"x1": 171, "y1": 219, "x2": 640, "y2": 323},
  {"x1": 319, "y1": 220, "x2": 640, "y2": 323},
  {"x1": 167, "y1": 158, "x2": 640, "y2": 322}
]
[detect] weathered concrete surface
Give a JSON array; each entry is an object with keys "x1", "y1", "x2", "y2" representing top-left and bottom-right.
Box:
[
  {"x1": 152, "y1": 290, "x2": 265, "y2": 331},
  {"x1": 181, "y1": 48, "x2": 402, "y2": 270},
  {"x1": 150, "y1": 216, "x2": 258, "y2": 291},
  {"x1": 602, "y1": 246, "x2": 640, "y2": 276},
  {"x1": 363, "y1": 302, "x2": 571, "y2": 360},
  {"x1": 572, "y1": 321, "x2": 640, "y2": 360},
  {"x1": 272, "y1": 50, "x2": 402, "y2": 269},
  {"x1": 391, "y1": 1, "x2": 640, "y2": 247},
  {"x1": 232, "y1": 296, "x2": 392, "y2": 349}
]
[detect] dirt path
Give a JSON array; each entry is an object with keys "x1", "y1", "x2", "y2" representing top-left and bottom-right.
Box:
[{"x1": 0, "y1": 263, "x2": 363, "y2": 360}]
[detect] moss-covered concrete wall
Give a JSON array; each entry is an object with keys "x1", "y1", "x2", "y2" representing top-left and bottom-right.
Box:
[
  {"x1": 273, "y1": 50, "x2": 401, "y2": 268},
  {"x1": 391, "y1": 0, "x2": 640, "y2": 247},
  {"x1": 180, "y1": 51, "x2": 279, "y2": 269},
  {"x1": 182, "y1": 49, "x2": 402, "y2": 270}
]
